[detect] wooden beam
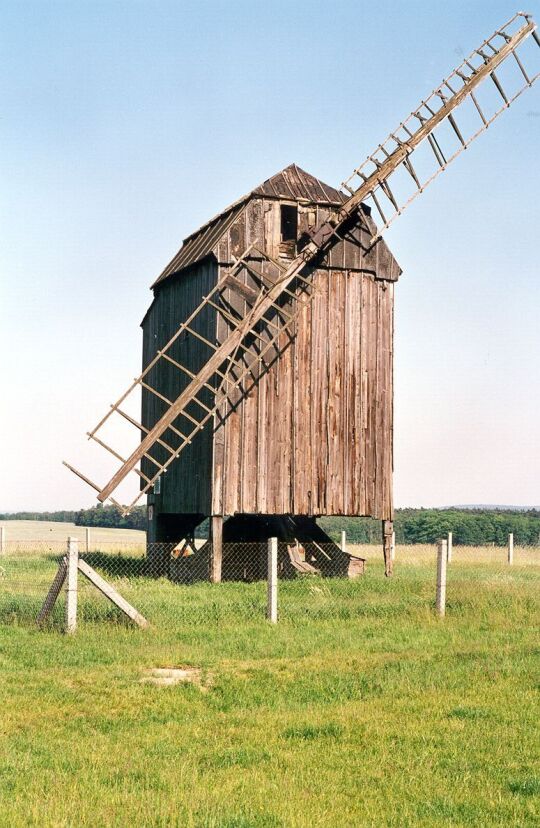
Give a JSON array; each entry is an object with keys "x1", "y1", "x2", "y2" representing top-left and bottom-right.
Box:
[
  {"x1": 77, "y1": 558, "x2": 149, "y2": 628},
  {"x1": 222, "y1": 273, "x2": 259, "y2": 305},
  {"x1": 62, "y1": 461, "x2": 101, "y2": 493}
]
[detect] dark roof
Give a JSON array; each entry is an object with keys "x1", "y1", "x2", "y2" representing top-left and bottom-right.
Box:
[
  {"x1": 152, "y1": 164, "x2": 346, "y2": 287},
  {"x1": 253, "y1": 164, "x2": 346, "y2": 203}
]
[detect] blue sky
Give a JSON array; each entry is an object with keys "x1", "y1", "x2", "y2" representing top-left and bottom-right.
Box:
[{"x1": 1, "y1": 0, "x2": 539, "y2": 511}]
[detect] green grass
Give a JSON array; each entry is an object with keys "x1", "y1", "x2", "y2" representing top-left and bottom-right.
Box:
[{"x1": 0, "y1": 555, "x2": 539, "y2": 827}]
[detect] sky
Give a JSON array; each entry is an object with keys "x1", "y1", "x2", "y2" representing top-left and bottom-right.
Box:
[{"x1": 1, "y1": 0, "x2": 539, "y2": 512}]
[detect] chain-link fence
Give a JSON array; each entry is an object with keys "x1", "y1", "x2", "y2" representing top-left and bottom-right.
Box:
[{"x1": 1, "y1": 533, "x2": 538, "y2": 630}]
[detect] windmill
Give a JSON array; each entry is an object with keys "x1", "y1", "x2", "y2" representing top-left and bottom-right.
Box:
[{"x1": 65, "y1": 12, "x2": 540, "y2": 580}]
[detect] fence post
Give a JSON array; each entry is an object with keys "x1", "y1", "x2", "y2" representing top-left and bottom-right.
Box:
[
  {"x1": 210, "y1": 516, "x2": 223, "y2": 583},
  {"x1": 267, "y1": 537, "x2": 278, "y2": 623},
  {"x1": 436, "y1": 539, "x2": 447, "y2": 617},
  {"x1": 85, "y1": 527, "x2": 90, "y2": 554},
  {"x1": 0, "y1": 525, "x2": 4, "y2": 555},
  {"x1": 447, "y1": 531, "x2": 453, "y2": 563},
  {"x1": 508, "y1": 533, "x2": 514, "y2": 565},
  {"x1": 65, "y1": 537, "x2": 79, "y2": 634},
  {"x1": 340, "y1": 530, "x2": 346, "y2": 553},
  {"x1": 390, "y1": 531, "x2": 396, "y2": 562},
  {"x1": 382, "y1": 520, "x2": 394, "y2": 577}
]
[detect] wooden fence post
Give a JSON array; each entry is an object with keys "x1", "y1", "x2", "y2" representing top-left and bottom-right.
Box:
[
  {"x1": 85, "y1": 527, "x2": 90, "y2": 554},
  {"x1": 340, "y1": 530, "x2": 346, "y2": 553},
  {"x1": 447, "y1": 531, "x2": 453, "y2": 563},
  {"x1": 65, "y1": 537, "x2": 78, "y2": 634},
  {"x1": 382, "y1": 520, "x2": 394, "y2": 577},
  {"x1": 267, "y1": 537, "x2": 278, "y2": 623},
  {"x1": 0, "y1": 525, "x2": 4, "y2": 555},
  {"x1": 436, "y1": 539, "x2": 447, "y2": 617},
  {"x1": 508, "y1": 533, "x2": 514, "y2": 565},
  {"x1": 390, "y1": 531, "x2": 396, "y2": 562},
  {"x1": 210, "y1": 516, "x2": 223, "y2": 583}
]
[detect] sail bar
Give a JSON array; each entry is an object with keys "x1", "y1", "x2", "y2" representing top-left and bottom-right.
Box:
[
  {"x1": 86, "y1": 242, "x2": 258, "y2": 440},
  {"x1": 339, "y1": 11, "x2": 540, "y2": 235}
]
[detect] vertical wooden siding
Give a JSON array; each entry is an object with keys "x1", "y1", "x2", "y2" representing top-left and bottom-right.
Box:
[
  {"x1": 141, "y1": 195, "x2": 398, "y2": 521},
  {"x1": 141, "y1": 261, "x2": 217, "y2": 514},
  {"x1": 214, "y1": 269, "x2": 394, "y2": 519}
]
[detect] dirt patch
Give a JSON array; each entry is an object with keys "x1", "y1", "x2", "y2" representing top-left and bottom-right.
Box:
[{"x1": 141, "y1": 666, "x2": 206, "y2": 687}]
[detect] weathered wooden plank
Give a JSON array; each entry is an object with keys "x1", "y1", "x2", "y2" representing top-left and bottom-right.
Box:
[
  {"x1": 279, "y1": 322, "x2": 293, "y2": 514},
  {"x1": 342, "y1": 271, "x2": 351, "y2": 514},
  {"x1": 256, "y1": 348, "x2": 268, "y2": 513},
  {"x1": 293, "y1": 280, "x2": 312, "y2": 513},
  {"x1": 222, "y1": 273, "x2": 259, "y2": 305},
  {"x1": 325, "y1": 270, "x2": 343, "y2": 513},
  {"x1": 77, "y1": 558, "x2": 149, "y2": 628}
]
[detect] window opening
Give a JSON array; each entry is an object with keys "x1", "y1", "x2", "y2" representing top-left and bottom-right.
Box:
[{"x1": 280, "y1": 205, "x2": 298, "y2": 242}]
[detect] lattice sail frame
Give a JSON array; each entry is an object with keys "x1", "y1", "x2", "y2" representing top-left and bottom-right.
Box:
[{"x1": 64, "y1": 11, "x2": 540, "y2": 514}]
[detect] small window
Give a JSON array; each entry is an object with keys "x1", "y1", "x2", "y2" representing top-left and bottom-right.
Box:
[
  {"x1": 153, "y1": 475, "x2": 161, "y2": 495},
  {"x1": 280, "y1": 205, "x2": 298, "y2": 242}
]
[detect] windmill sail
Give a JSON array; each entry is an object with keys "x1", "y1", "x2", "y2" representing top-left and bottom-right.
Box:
[{"x1": 65, "y1": 11, "x2": 540, "y2": 513}]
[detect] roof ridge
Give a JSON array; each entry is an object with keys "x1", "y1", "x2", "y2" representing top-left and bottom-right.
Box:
[{"x1": 153, "y1": 164, "x2": 347, "y2": 286}]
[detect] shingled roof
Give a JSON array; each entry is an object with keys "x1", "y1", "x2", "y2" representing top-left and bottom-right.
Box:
[
  {"x1": 152, "y1": 164, "x2": 346, "y2": 287},
  {"x1": 253, "y1": 164, "x2": 346, "y2": 203}
]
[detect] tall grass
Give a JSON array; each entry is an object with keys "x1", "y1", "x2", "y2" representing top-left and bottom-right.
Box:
[{"x1": 0, "y1": 554, "x2": 539, "y2": 826}]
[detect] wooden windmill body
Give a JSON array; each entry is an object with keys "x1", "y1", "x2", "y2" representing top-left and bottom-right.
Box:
[
  {"x1": 141, "y1": 165, "x2": 400, "y2": 574},
  {"x1": 64, "y1": 12, "x2": 540, "y2": 579}
]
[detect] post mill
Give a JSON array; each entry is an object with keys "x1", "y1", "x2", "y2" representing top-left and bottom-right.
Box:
[{"x1": 65, "y1": 12, "x2": 540, "y2": 580}]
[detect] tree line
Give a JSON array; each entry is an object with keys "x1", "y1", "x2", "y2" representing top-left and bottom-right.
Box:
[
  {"x1": 0, "y1": 505, "x2": 146, "y2": 532},
  {"x1": 1, "y1": 506, "x2": 539, "y2": 545},
  {"x1": 320, "y1": 508, "x2": 540, "y2": 546}
]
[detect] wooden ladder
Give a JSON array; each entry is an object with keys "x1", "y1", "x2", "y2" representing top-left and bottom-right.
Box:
[{"x1": 64, "y1": 243, "x2": 325, "y2": 513}]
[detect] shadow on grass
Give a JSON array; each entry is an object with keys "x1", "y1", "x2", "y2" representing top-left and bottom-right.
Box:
[{"x1": 0, "y1": 595, "x2": 64, "y2": 629}]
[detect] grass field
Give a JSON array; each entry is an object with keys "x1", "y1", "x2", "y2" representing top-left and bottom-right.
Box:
[{"x1": 1, "y1": 544, "x2": 539, "y2": 827}]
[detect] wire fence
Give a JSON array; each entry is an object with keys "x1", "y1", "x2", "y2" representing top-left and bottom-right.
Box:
[{"x1": 0, "y1": 533, "x2": 539, "y2": 629}]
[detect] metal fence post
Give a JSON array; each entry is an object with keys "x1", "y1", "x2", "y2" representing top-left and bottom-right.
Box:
[
  {"x1": 447, "y1": 531, "x2": 453, "y2": 563},
  {"x1": 0, "y1": 525, "x2": 4, "y2": 555},
  {"x1": 65, "y1": 537, "x2": 79, "y2": 634},
  {"x1": 508, "y1": 533, "x2": 514, "y2": 565},
  {"x1": 267, "y1": 537, "x2": 278, "y2": 623},
  {"x1": 436, "y1": 539, "x2": 447, "y2": 617},
  {"x1": 85, "y1": 527, "x2": 90, "y2": 554},
  {"x1": 340, "y1": 530, "x2": 346, "y2": 553}
]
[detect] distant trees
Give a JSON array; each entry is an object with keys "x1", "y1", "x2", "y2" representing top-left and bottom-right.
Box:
[
  {"x1": 320, "y1": 509, "x2": 540, "y2": 546},
  {"x1": 75, "y1": 505, "x2": 146, "y2": 531},
  {"x1": 0, "y1": 505, "x2": 146, "y2": 531},
  {"x1": 1, "y1": 506, "x2": 539, "y2": 544},
  {"x1": 0, "y1": 510, "x2": 78, "y2": 523}
]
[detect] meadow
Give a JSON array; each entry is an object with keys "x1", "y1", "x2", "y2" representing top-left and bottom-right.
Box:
[
  {"x1": 0, "y1": 530, "x2": 539, "y2": 826},
  {"x1": 2, "y1": 519, "x2": 145, "y2": 545}
]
